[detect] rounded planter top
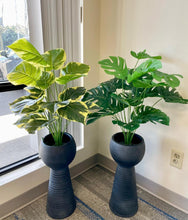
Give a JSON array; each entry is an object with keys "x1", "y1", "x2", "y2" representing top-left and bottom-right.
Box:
[
  {"x1": 110, "y1": 132, "x2": 145, "y2": 167},
  {"x1": 40, "y1": 132, "x2": 76, "y2": 170}
]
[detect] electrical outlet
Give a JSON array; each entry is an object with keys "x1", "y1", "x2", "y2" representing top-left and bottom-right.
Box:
[{"x1": 170, "y1": 149, "x2": 184, "y2": 169}]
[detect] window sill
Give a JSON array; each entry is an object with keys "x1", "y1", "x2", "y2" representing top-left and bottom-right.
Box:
[
  {"x1": 0, "y1": 145, "x2": 84, "y2": 187},
  {"x1": 0, "y1": 159, "x2": 45, "y2": 186}
]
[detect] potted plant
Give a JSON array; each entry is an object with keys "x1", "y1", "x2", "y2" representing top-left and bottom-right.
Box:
[
  {"x1": 83, "y1": 50, "x2": 188, "y2": 217},
  {"x1": 7, "y1": 38, "x2": 90, "y2": 219}
]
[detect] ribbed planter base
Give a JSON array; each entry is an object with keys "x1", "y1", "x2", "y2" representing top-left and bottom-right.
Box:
[
  {"x1": 109, "y1": 132, "x2": 145, "y2": 217},
  {"x1": 109, "y1": 166, "x2": 138, "y2": 217},
  {"x1": 47, "y1": 168, "x2": 76, "y2": 219},
  {"x1": 40, "y1": 132, "x2": 76, "y2": 219}
]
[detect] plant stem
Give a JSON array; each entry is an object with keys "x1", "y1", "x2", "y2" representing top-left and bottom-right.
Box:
[
  {"x1": 134, "y1": 59, "x2": 139, "y2": 70},
  {"x1": 152, "y1": 98, "x2": 163, "y2": 107}
]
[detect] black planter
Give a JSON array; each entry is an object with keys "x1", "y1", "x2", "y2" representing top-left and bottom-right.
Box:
[
  {"x1": 109, "y1": 132, "x2": 145, "y2": 217},
  {"x1": 40, "y1": 132, "x2": 76, "y2": 219}
]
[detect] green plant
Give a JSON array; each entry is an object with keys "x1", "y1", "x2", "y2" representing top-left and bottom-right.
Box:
[
  {"x1": 7, "y1": 38, "x2": 90, "y2": 146},
  {"x1": 83, "y1": 50, "x2": 188, "y2": 145}
]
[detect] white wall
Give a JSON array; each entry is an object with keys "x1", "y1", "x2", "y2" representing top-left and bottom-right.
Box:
[
  {"x1": 98, "y1": 0, "x2": 188, "y2": 198},
  {"x1": 71, "y1": 0, "x2": 100, "y2": 166}
]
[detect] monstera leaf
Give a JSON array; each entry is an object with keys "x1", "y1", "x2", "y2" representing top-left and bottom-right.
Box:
[
  {"x1": 130, "y1": 50, "x2": 161, "y2": 60},
  {"x1": 87, "y1": 110, "x2": 114, "y2": 125},
  {"x1": 112, "y1": 105, "x2": 169, "y2": 132},
  {"x1": 98, "y1": 56, "x2": 128, "y2": 79},
  {"x1": 152, "y1": 70, "x2": 182, "y2": 88},
  {"x1": 112, "y1": 119, "x2": 140, "y2": 132},
  {"x1": 127, "y1": 59, "x2": 162, "y2": 83},
  {"x1": 131, "y1": 105, "x2": 170, "y2": 125},
  {"x1": 145, "y1": 86, "x2": 188, "y2": 104}
]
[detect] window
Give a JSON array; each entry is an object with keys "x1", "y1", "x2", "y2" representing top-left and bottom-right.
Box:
[
  {"x1": 0, "y1": 0, "x2": 29, "y2": 87},
  {"x1": 0, "y1": 0, "x2": 38, "y2": 173}
]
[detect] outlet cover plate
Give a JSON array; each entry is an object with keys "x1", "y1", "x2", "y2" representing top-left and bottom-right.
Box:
[{"x1": 170, "y1": 149, "x2": 184, "y2": 169}]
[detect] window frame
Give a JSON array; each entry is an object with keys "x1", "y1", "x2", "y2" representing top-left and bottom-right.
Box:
[{"x1": 0, "y1": 82, "x2": 24, "y2": 93}]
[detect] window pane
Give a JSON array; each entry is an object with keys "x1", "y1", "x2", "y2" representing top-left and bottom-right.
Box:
[
  {"x1": 0, "y1": 0, "x2": 38, "y2": 173},
  {"x1": 0, "y1": 90, "x2": 38, "y2": 173},
  {"x1": 0, "y1": 0, "x2": 29, "y2": 83}
]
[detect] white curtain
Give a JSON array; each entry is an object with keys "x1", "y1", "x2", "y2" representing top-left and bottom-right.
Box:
[{"x1": 40, "y1": 0, "x2": 84, "y2": 148}]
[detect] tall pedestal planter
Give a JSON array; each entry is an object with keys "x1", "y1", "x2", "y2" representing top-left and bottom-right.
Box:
[
  {"x1": 40, "y1": 132, "x2": 76, "y2": 219},
  {"x1": 109, "y1": 132, "x2": 145, "y2": 217}
]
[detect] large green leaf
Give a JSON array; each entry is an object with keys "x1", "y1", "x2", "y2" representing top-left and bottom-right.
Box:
[
  {"x1": 98, "y1": 56, "x2": 128, "y2": 79},
  {"x1": 111, "y1": 93, "x2": 143, "y2": 106},
  {"x1": 152, "y1": 70, "x2": 182, "y2": 88},
  {"x1": 131, "y1": 105, "x2": 170, "y2": 125},
  {"x1": 21, "y1": 104, "x2": 41, "y2": 114},
  {"x1": 59, "y1": 87, "x2": 86, "y2": 101},
  {"x1": 83, "y1": 85, "x2": 124, "y2": 113},
  {"x1": 83, "y1": 78, "x2": 130, "y2": 124},
  {"x1": 42, "y1": 49, "x2": 66, "y2": 70},
  {"x1": 127, "y1": 59, "x2": 162, "y2": 83},
  {"x1": 7, "y1": 61, "x2": 41, "y2": 87},
  {"x1": 132, "y1": 79, "x2": 167, "y2": 88},
  {"x1": 112, "y1": 105, "x2": 170, "y2": 132},
  {"x1": 87, "y1": 110, "x2": 113, "y2": 125},
  {"x1": 112, "y1": 119, "x2": 140, "y2": 132},
  {"x1": 130, "y1": 50, "x2": 161, "y2": 60},
  {"x1": 83, "y1": 78, "x2": 121, "y2": 102},
  {"x1": 24, "y1": 87, "x2": 44, "y2": 99},
  {"x1": 55, "y1": 74, "x2": 84, "y2": 85},
  {"x1": 57, "y1": 101, "x2": 88, "y2": 124},
  {"x1": 8, "y1": 38, "x2": 48, "y2": 67},
  {"x1": 39, "y1": 101, "x2": 69, "y2": 113},
  {"x1": 10, "y1": 95, "x2": 44, "y2": 114},
  {"x1": 100, "y1": 77, "x2": 131, "y2": 92},
  {"x1": 145, "y1": 86, "x2": 188, "y2": 104},
  {"x1": 24, "y1": 118, "x2": 48, "y2": 133},
  {"x1": 39, "y1": 102, "x2": 57, "y2": 113},
  {"x1": 62, "y1": 62, "x2": 90, "y2": 75},
  {"x1": 15, "y1": 113, "x2": 48, "y2": 133},
  {"x1": 36, "y1": 71, "x2": 55, "y2": 89},
  {"x1": 56, "y1": 62, "x2": 90, "y2": 84}
]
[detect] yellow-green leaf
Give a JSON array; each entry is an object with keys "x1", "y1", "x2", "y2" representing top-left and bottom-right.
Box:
[
  {"x1": 7, "y1": 61, "x2": 41, "y2": 86},
  {"x1": 57, "y1": 101, "x2": 88, "y2": 124},
  {"x1": 62, "y1": 62, "x2": 90, "y2": 75},
  {"x1": 56, "y1": 74, "x2": 85, "y2": 85},
  {"x1": 8, "y1": 38, "x2": 48, "y2": 67},
  {"x1": 36, "y1": 71, "x2": 55, "y2": 89},
  {"x1": 42, "y1": 49, "x2": 66, "y2": 70},
  {"x1": 58, "y1": 87, "x2": 86, "y2": 101}
]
